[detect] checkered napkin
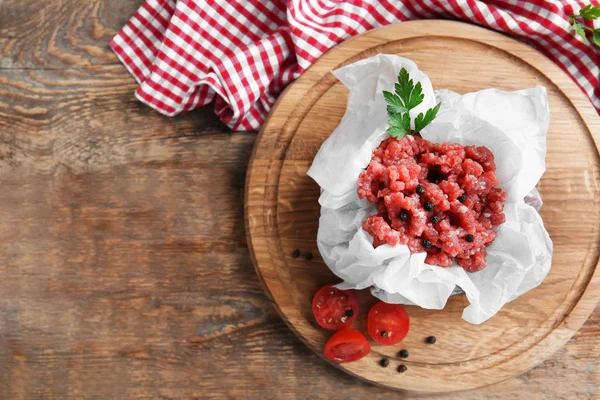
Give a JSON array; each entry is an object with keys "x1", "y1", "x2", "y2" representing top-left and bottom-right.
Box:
[{"x1": 110, "y1": 0, "x2": 600, "y2": 131}]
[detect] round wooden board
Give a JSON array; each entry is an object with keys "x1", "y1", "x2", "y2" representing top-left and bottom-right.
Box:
[{"x1": 245, "y1": 21, "x2": 600, "y2": 393}]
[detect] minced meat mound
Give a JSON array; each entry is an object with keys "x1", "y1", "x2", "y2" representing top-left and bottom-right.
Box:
[{"x1": 357, "y1": 135, "x2": 507, "y2": 272}]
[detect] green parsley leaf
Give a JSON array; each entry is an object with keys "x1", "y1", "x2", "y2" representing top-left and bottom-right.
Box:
[
  {"x1": 383, "y1": 90, "x2": 407, "y2": 114},
  {"x1": 387, "y1": 112, "x2": 411, "y2": 138},
  {"x1": 407, "y1": 82, "x2": 425, "y2": 110},
  {"x1": 387, "y1": 126, "x2": 408, "y2": 139},
  {"x1": 580, "y1": 4, "x2": 600, "y2": 20},
  {"x1": 395, "y1": 68, "x2": 413, "y2": 107},
  {"x1": 414, "y1": 102, "x2": 442, "y2": 133},
  {"x1": 393, "y1": 68, "x2": 425, "y2": 111},
  {"x1": 573, "y1": 21, "x2": 589, "y2": 43},
  {"x1": 594, "y1": 30, "x2": 600, "y2": 46},
  {"x1": 384, "y1": 67, "x2": 441, "y2": 139},
  {"x1": 388, "y1": 112, "x2": 405, "y2": 128},
  {"x1": 569, "y1": 4, "x2": 600, "y2": 47}
]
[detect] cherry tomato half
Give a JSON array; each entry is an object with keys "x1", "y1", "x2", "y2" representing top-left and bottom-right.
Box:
[
  {"x1": 324, "y1": 329, "x2": 371, "y2": 363},
  {"x1": 312, "y1": 284, "x2": 359, "y2": 330},
  {"x1": 367, "y1": 302, "x2": 410, "y2": 345}
]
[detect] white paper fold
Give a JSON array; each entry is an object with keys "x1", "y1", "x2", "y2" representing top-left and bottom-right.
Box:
[{"x1": 307, "y1": 54, "x2": 553, "y2": 324}]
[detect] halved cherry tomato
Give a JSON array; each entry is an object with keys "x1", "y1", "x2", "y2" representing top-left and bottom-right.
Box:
[
  {"x1": 312, "y1": 284, "x2": 358, "y2": 330},
  {"x1": 367, "y1": 302, "x2": 410, "y2": 345},
  {"x1": 324, "y1": 329, "x2": 370, "y2": 363}
]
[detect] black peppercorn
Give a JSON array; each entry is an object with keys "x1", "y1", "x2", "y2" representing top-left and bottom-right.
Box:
[
  {"x1": 381, "y1": 330, "x2": 389, "y2": 338},
  {"x1": 430, "y1": 215, "x2": 440, "y2": 224},
  {"x1": 398, "y1": 349, "x2": 409, "y2": 358},
  {"x1": 345, "y1": 308, "x2": 354, "y2": 317},
  {"x1": 426, "y1": 336, "x2": 436, "y2": 344},
  {"x1": 304, "y1": 252, "x2": 313, "y2": 261},
  {"x1": 397, "y1": 364, "x2": 407, "y2": 373},
  {"x1": 424, "y1": 201, "x2": 434, "y2": 212},
  {"x1": 292, "y1": 249, "x2": 301, "y2": 258},
  {"x1": 416, "y1": 184, "x2": 425, "y2": 195},
  {"x1": 458, "y1": 194, "x2": 467, "y2": 203},
  {"x1": 380, "y1": 358, "x2": 390, "y2": 368},
  {"x1": 465, "y1": 234, "x2": 474, "y2": 243},
  {"x1": 422, "y1": 239, "x2": 432, "y2": 249},
  {"x1": 399, "y1": 210, "x2": 410, "y2": 220}
]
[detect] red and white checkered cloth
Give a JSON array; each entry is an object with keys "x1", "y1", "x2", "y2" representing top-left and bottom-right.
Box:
[{"x1": 111, "y1": 0, "x2": 600, "y2": 131}]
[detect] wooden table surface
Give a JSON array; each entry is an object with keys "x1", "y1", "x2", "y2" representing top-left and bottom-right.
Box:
[{"x1": 0, "y1": 1, "x2": 598, "y2": 399}]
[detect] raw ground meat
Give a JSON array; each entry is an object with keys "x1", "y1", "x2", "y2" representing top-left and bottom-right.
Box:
[{"x1": 357, "y1": 135, "x2": 507, "y2": 272}]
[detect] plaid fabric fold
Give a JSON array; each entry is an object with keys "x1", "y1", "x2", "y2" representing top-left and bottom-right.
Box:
[{"x1": 111, "y1": 0, "x2": 600, "y2": 131}]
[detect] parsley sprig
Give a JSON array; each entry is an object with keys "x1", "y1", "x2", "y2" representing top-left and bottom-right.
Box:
[
  {"x1": 383, "y1": 68, "x2": 441, "y2": 139},
  {"x1": 569, "y1": 4, "x2": 600, "y2": 46}
]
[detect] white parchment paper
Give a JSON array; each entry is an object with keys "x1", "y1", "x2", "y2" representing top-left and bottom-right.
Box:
[{"x1": 307, "y1": 54, "x2": 553, "y2": 324}]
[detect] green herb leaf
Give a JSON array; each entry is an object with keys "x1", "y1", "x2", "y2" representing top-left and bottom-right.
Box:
[
  {"x1": 407, "y1": 82, "x2": 425, "y2": 110},
  {"x1": 573, "y1": 21, "x2": 589, "y2": 43},
  {"x1": 395, "y1": 68, "x2": 413, "y2": 107},
  {"x1": 594, "y1": 30, "x2": 600, "y2": 46},
  {"x1": 384, "y1": 67, "x2": 441, "y2": 139},
  {"x1": 414, "y1": 102, "x2": 442, "y2": 133},
  {"x1": 383, "y1": 90, "x2": 407, "y2": 114},
  {"x1": 393, "y1": 68, "x2": 425, "y2": 111},
  {"x1": 387, "y1": 112, "x2": 411, "y2": 138},
  {"x1": 387, "y1": 126, "x2": 408, "y2": 139},
  {"x1": 579, "y1": 4, "x2": 592, "y2": 17},
  {"x1": 580, "y1": 4, "x2": 600, "y2": 20}
]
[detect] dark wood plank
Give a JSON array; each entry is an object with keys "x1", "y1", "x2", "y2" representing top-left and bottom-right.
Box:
[{"x1": 0, "y1": 1, "x2": 598, "y2": 398}]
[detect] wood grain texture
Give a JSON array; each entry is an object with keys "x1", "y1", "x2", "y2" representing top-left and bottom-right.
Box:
[
  {"x1": 0, "y1": 1, "x2": 598, "y2": 398},
  {"x1": 246, "y1": 21, "x2": 600, "y2": 394}
]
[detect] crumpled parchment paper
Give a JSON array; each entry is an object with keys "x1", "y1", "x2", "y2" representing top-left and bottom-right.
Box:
[{"x1": 307, "y1": 54, "x2": 553, "y2": 324}]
